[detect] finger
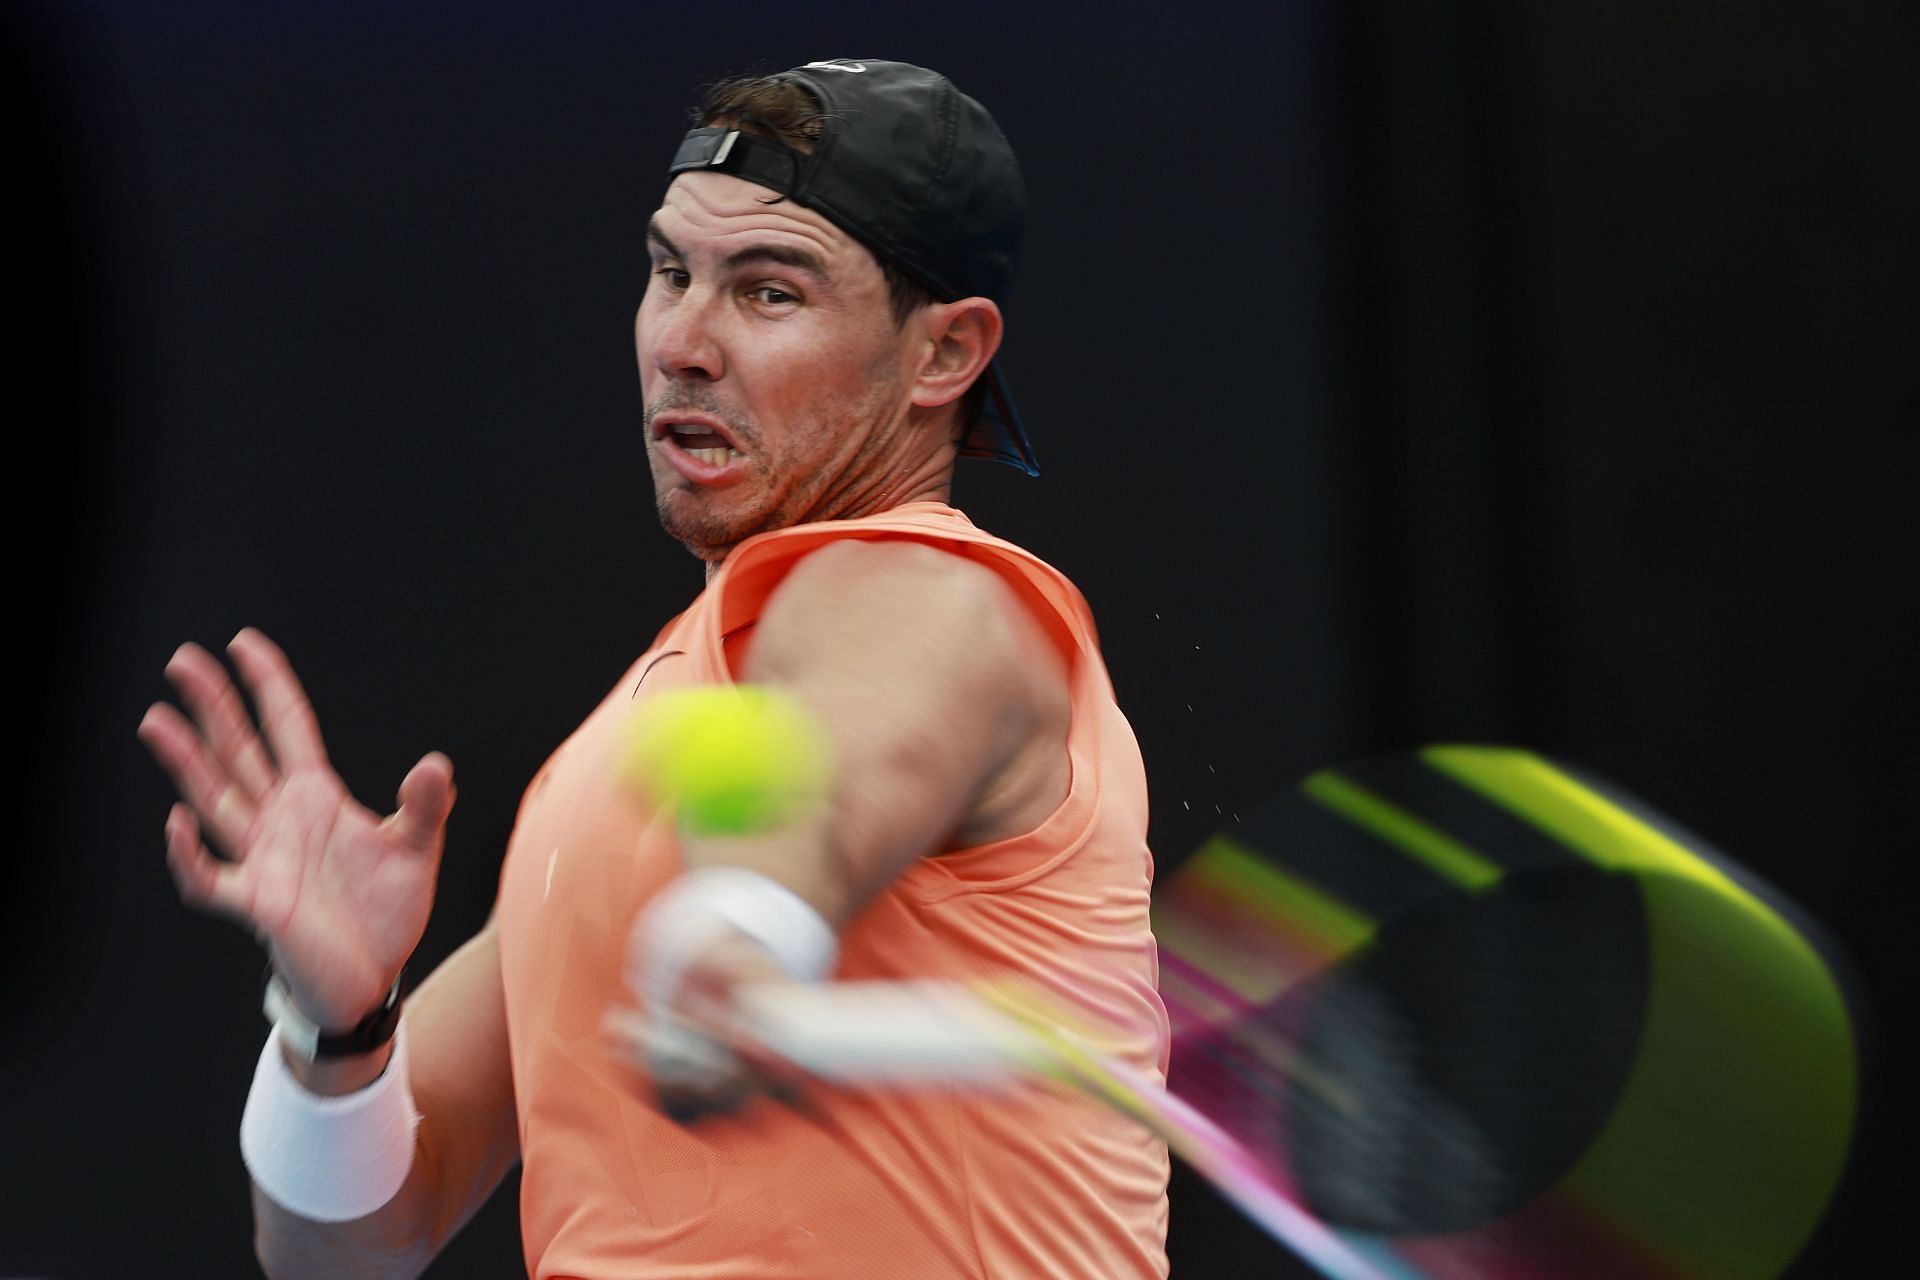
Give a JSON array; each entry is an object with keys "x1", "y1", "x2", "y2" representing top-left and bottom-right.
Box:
[
  {"x1": 165, "y1": 642, "x2": 278, "y2": 800},
  {"x1": 226, "y1": 628, "x2": 330, "y2": 772},
  {"x1": 646, "y1": 1018, "x2": 748, "y2": 1090},
  {"x1": 164, "y1": 803, "x2": 256, "y2": 925},
  {"x1": 648, "y1": 1023, "x2": 757, "y2": 1122},
  {"x1": 606, "y1": 1008, "x2": 806, "y2": 1119},
  {"x1": 687, "y1": 985, "x2": 817, "y2": 1097},
  {"x1": 608, "y1": 1010, "x2": 753, "y2": 1101},
  {"x1": 715, "y1": 1015, "x2": 811, "y2": 1088},
  {"x1": 386, "y1": 752, "x2": 456, "y2": 852},
  {"x1": 139, "y1": 701, "x2": 259, "y2": 856}
]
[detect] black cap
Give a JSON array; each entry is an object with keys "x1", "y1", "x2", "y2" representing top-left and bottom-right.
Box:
[{"x1": 668, "y1": 58, "x2": 1037, "y2": 476}]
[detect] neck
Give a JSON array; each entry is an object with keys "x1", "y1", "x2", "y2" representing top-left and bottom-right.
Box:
[{"x1": 701, "y1": 458, "x2": 956, "y2": 585}]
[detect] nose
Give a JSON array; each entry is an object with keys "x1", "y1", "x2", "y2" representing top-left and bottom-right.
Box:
[{"x1": 640, "y1": 286, "x2": 724, "y2": 384}]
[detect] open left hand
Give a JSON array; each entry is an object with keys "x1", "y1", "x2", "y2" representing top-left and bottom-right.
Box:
[{"x1": 138, "y1": 629, "x2": 453, "y2": 1032}]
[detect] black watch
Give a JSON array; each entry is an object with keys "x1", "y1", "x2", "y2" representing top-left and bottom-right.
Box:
[{"x1": 263, "y1": 969, "x2": 405, "y2": 1062}]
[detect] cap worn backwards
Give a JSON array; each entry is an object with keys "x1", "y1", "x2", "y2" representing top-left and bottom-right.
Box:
[{"x1": 668, "y1": 58, "x2": 1038, "y2": 477}]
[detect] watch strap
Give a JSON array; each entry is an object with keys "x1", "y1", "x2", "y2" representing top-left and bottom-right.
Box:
[{"x1": 263, "y1": 970, "x2": 405, "y2": 1062}]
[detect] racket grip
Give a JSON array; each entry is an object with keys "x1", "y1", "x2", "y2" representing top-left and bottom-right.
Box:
[{"x1": 735, "y1": 981, "x2": 1041, "y2": 1088}]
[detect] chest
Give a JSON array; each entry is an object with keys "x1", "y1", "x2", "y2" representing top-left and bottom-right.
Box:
[{"x1": 494, "y1": 643, "x2": 707, "y2": 1039}]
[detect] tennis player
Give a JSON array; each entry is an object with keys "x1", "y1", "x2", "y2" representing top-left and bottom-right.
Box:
[{"x1": 140, "y1": 59, "x2": 1170, "y2": 1278}]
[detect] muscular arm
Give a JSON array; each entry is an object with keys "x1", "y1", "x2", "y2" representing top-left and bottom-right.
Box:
[
  {"x1": 253, "y1": 919, "x2": 518, "y2": 1280},
  {"x1": 684, "y1": 539, "x2": 1070, "y2": 929}
]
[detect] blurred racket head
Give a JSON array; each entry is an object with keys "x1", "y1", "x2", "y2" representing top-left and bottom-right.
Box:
[{"x1": 1155, "y1": 745, "x2": 1866, "y2": 1279}]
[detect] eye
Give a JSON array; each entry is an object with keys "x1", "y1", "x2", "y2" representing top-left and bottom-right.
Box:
[
  {"x1": 653, "y1": 266, "x2": 690, "y2": 290},
  {"x1": 749, "y1": 285, "x2": 800, "y2": 307}
]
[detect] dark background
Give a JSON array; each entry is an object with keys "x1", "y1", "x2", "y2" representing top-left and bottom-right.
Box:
[{"x1": 4, "y1": 1, "x2": 1913, "y2": 1276}]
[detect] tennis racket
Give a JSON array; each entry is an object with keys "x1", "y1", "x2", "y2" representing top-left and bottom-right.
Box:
[{"x1": 735, "y1": 745, "x2": 1865, "y2": 1280}]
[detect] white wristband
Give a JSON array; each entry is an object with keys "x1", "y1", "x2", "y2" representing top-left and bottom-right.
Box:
[
  {"x1": 632, "y1": 866, "x2": 839, "y2": 1012},
  {"x1": 240, "y1": 1017, "x2": 421, "y2": 1222}
]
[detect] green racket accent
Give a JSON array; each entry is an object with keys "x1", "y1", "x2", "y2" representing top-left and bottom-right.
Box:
[
  {"x1": 1422, "y1": 745, "x2": 1858, "y2": 1279},
  {"x1": 1423, "y1": 746, "x2": 1743, "y2": 899},
  {"x1": 1303, "y1": 769, "x2": 1504, "y2": 891},
  {"x1": 1158, "y1": 835, "x2": 1377, "y2": 952},
  {"x1": 1154, "y1": 835, "x2": 1376, "y2": 1009}
]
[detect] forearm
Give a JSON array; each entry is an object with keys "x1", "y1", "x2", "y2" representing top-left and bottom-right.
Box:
[
  {"x1": 251, "y1": 924, "x2": 518, "y2": 1280},
  {"x1": 629, "y1": 543, "x2": 1075, "y2": 1117},
  {"x1": 247, "y1": 1035, "x2": 438, "y2": 1280},
  {"x1": 252, "y1": 1161, "x2": 439, "y2": 1280},
  {"x1": 697, "y1": 549, "x2": 1051, "y2": 928},
  {"x1": 677, "y1": 764, "x2": 936, "y2": 932}
]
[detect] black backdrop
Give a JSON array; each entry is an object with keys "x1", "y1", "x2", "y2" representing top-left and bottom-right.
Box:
[{"x1": 4, "y1": 2, "x2": 1913, "y2": 1276}]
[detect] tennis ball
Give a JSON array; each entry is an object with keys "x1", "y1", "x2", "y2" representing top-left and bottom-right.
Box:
[{"x1": 620, "y1": 684, "x2": 833, "y2": 835}]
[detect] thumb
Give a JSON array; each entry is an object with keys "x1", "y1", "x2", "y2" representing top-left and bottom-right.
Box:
[{"x1": 390, "y1": 751, "x2": 456, "y2": 849}]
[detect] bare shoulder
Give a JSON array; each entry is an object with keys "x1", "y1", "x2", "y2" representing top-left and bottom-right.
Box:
[
  {"x1": 750, "y1": 536, "x2": 1071, "y2": 848},
  {"x1": 756, "y1": 537, "x2": 1065, "y2": 688},
  {"x1": 774, "y1": 537, "x2": 995, "y2": 600}
]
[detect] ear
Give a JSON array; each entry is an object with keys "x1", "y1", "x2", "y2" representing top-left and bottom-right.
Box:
[{"x1": 909, "y1": 297, "x2": 1003, "y2": 414}]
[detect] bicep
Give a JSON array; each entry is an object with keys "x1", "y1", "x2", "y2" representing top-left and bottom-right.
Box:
[
  {"x1": 732, "y1": 541, "x2": 1067, "y2": 919},
  {"x1": 406, "y1": 915, "x2": 519, "y2": 1248},
  {"x1": 746, "y1": 541, "x2": 1061, "y2": 739}
]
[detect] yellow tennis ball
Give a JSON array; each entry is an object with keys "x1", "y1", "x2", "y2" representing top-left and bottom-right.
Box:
[{"x1": 620, "y1": 685, "x2": 833, "y2": 835}]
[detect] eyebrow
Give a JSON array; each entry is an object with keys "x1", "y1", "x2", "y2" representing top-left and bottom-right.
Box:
[{"x1": 646, "y1": 217, "x2": 831, "y2": 281}]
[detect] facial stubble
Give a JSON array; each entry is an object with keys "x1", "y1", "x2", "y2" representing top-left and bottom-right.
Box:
[{"x1": 649, "y1": 360, "x2": 907, "y2": 562}]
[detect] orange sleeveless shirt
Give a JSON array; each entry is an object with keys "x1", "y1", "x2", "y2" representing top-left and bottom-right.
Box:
[{"x1": 494, "y1": 502, "x2": 1170, "y2": 1278}]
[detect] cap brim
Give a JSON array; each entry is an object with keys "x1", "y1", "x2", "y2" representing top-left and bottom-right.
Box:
[{"x1": 959, "y1": 359, "x2": 1039, "y2": 476}]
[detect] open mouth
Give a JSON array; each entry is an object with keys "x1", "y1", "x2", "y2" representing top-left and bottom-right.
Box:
[
  {"x1": 669, "y1": 427, "x2": 740, "y2": 465},
  {"x1": 656, "y1": 417, "x2": 747, "y2": 470}
]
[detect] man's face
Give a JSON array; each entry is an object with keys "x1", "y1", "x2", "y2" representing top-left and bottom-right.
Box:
[{"x1": 637, "y1": 170, "x2": 923, "y2": 561}]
